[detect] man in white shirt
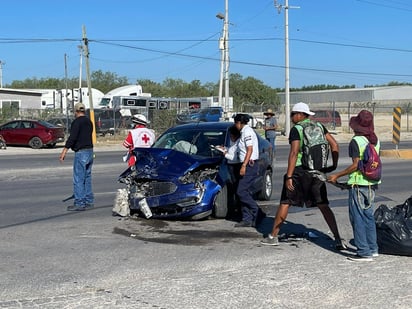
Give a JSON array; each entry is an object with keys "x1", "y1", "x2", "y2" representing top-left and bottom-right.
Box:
[{"x1": 233, "y1": 114, "x2": 260, "y2": 227}]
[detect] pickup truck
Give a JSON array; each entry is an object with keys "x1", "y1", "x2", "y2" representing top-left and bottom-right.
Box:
[
  {"x1": 310, "y1": 110, "x2": 342, "y2": 128},
  {"x1": 87, "y1": 109, "x2": 132, "y2": 136}
]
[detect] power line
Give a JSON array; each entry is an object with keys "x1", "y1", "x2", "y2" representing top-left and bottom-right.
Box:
[
  {"x1": 90, "y1": 40, "x2": 412, "y2": 78},
  {"x1": 2, "y1": 36, "x2": 412, "y2": 81},
  {"x1": 356, "y1": 0, "x2": 412, "y2": 11},
  {"x1": 1, "y1": 36, "x2": 412, "y2": 53}
]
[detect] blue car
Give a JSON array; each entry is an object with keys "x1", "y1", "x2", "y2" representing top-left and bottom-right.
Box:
[{"x1": 118, "y1": 122, "x2": 273, "y2": 220}]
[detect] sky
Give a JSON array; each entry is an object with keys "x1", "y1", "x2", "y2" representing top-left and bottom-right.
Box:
[{"x1": 0, "y1": 0, "x2": 411, "y2": 90}]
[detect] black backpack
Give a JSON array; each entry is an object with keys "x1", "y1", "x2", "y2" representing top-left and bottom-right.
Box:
[{"x1": 296, "y1": 120, "x2": 330, "y2": 171}]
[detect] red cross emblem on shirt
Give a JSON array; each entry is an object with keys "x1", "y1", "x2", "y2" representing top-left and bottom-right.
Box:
[{"x1": 141, "y1": 133, "x2": 150, "y2": 144}]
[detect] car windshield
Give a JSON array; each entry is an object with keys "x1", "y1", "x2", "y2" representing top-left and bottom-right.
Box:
[
  {"x1": 99, "y1": 98, "x2": 111, "y2": 107},
  {"x1": 39, "y1": 120, "x2": 58, "y2": 128},
  {"x1": 153, "y1": 128, "x2": 227, "y2": 157}
]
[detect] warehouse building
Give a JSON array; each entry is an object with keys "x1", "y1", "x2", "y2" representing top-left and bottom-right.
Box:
[{"x1": 278, "y1": 86, "x2": 412, "y2": 113}]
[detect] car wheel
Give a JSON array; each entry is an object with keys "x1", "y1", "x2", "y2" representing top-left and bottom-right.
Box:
[
  {"x1": 258, "y1": 169, "x2": 272, "y2": 200},
  {"x1": 213, "y1": 185, "x2": 228, "y2": 218},
  {"x1": 256, "y1": 122, "x2": 263, "y2": 129},
  {"x1": 29, "y1": 137, "x2": 43, "y2": 149}
]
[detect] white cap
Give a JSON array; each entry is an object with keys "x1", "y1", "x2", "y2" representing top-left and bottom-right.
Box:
[{"x1": 292, "y1": 102, "x2": 315, "y2": 116}]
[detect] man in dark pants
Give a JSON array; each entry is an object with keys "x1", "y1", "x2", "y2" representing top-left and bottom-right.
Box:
[
  {"x1": 233, "y1": 114, "x2": 260, "y2": 227},
  {"x1": 59, "y1": 103, "x2": 94, "y2": 211},
  {"x1": 260, "y1": 102, "x2": 346, "y2": 249}
]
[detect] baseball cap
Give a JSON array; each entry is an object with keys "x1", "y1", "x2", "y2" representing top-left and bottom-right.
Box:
[
  {"x1": 292, "y1": 102, "x2": 315, "y2": 116},
  {"x1": 74, "y1": 102, "x2": 86, "y2": 112}
]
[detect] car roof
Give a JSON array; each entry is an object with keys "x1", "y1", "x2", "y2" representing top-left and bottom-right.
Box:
[{"x1": 171, "y1": 121, "x2": 234, "y2": 131}]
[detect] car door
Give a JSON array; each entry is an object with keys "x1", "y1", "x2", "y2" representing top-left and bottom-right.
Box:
[
  {"x1": 0, "y1": 121, "x2": 22, "y2": 145},
  {"x1": 20, "y1": 121, "x2": 38, "y2": 144}
]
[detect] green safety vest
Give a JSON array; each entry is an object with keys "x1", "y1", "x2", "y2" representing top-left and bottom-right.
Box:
[{"x1": 348, "y1": 135, "x2": 381, "y2": 185}]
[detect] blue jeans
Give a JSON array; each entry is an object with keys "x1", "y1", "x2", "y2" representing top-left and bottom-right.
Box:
[
  {"x1": 348, "y1": 185, "x2": 378, "y2": 257},
  {"x1": 73, "y1": 149, "x2": 94, "y2": 207},
  {"x1": 266, "y1": 136, "x2": 276, "y2": 156}
]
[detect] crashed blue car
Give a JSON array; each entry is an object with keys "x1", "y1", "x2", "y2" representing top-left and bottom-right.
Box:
[{"x1": 118, "y1": 122, "x2": 273, "y2": 220}]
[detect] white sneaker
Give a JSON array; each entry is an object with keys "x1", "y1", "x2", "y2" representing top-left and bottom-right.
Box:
[
  {"x1": 260, "y1": 235, "x2": 279, "y2": 246},
  {"x1": 347, "y1": 255, "x2": 374, "y2": 262}
]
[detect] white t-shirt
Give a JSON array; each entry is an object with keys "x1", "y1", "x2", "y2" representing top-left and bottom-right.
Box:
[
  {"x1": 225, "y1": 139, "x2": 241, "y2": 164},
  {"x1": 238, "y1": 125, "x2": 259, "y2": 161}
]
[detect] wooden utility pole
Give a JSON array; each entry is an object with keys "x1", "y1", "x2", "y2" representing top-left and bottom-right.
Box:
[{"x1": 82, "y1": 25, "x2": 97, "y2": 144}]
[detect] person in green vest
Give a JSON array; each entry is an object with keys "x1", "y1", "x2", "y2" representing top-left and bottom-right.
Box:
[
  {"x1": 260, "y1": 102, "x2": 345, "y2": 250},
  {"x1": 328, "y1": 110, "x2": 381, "y2": 262}
]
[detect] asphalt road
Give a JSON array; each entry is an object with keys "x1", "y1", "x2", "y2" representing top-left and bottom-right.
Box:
[{"x1": 0, "y1": 143, "x2": 412, "y2": 308}]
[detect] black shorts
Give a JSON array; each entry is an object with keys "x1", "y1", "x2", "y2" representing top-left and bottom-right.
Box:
[{"x1": 280, "y1": 166, "x2": 329, "y2": 207}]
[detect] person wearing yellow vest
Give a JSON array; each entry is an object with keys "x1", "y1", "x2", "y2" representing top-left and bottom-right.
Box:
[{"x1": 328, "y1": 110, "x2": 381, "y2": 262}]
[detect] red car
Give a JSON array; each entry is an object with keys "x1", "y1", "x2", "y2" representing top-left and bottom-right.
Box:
[{"x1": 0, "y1": 120, "x2": 65, "y2": 149}]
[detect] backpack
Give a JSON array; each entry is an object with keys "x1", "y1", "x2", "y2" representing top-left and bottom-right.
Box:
[
  {"x1": 296, "y1": 120, "x2": 330, "y2": 171},
  {"x1": 358, "y1": 139, "x2": 382, "y2": 181}
]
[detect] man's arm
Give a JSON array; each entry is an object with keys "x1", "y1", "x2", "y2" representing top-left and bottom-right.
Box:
[
  {"x1": 328, "y1": 158, "x2": 359, "y2": 183},
  {"x1": 326, "y1": 132, "x2": 339, "y2": 171},
  {"x1": 240, "y1": 145, "x2": 253, "y2": 176}
]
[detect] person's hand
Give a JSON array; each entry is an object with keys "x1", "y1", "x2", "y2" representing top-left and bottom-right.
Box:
[
  {"x1": 59, "y1": 148, "x2": 67, "y2": 163},
  {"x1": 240, "y1": 165, "x2": 246, "y2": 176},
  {"x1": 328, "y1": 174, "x2": 338, "y2": 183},
  {"x1": 286, "y1": 178, "x2": 295, "y2": 191}
]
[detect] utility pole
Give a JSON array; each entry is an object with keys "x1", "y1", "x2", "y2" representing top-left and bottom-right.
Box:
[
  {"x1": 274, "y1": 0, "x2": 299, "y2": 136},
  {"x1": 0, "y1": 60, "x2": 4, "y2": 88},
  {"x1": 216, "y1": 0, "x2": 230, "y2": 117},
  {"x1": 223, "y1": 0, "x2": 229, "y2": 115},
  {"x1": 216, "y1": 13, "x2": 225, "y2": 111},
  {"x1": 82, "y1": 25, "x2": 96, "y2": 145},
  {"x1": 64, "y1": 54, "x2": 68, "y2": 115},
  {"x1": 78, "y1": 45, "x2": 83, "y2": 103}
]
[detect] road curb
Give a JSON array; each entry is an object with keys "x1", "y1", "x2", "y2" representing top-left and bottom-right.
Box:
[{"x1": 381, "y1": 149, "x2": 412, "y2": 159}]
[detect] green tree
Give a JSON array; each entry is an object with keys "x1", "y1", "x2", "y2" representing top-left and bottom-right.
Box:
[
  {"x1": 138, "y1": 79, "x2": 164, "y2": 96},
  {"x1": 228, "y1": 73, "x2": 279, "y2": 112},
  {"x1": 9, "y1": 77, "x2": 70, "y2": 89},
  {"x1": 90, "y1": 70, "x2": 129, "y2": 94}
]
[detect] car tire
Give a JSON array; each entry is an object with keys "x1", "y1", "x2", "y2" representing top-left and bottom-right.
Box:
[
  {"x1": 257, "y1": 169, "x2": 272, "y2": 200},
  {"x1": 213, "y1": 185, "x2": 228, "y2": 218},
  {"x1": 255, "y1": 122, "x2": 263, "y2": 129},
  {"x1": 29, "y1": 137, "x2": 43, "y2": 149}
]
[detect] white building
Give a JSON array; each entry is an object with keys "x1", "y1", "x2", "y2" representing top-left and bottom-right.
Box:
[
  {"x1": 0, "y1": 88, "x2": 42, "y2": 111},
  {"x1": 278, "y1": 86, "x2": 412, "y2": 112}
]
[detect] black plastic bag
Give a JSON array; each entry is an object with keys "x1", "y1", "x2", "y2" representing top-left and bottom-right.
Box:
[{"x1": 374, "y1": 197, "x2": 412, "y2": 256}]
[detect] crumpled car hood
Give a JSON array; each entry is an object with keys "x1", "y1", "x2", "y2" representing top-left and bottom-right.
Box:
[{"x1": 123, "y1": 147, "x2": 222, "y2": 180}]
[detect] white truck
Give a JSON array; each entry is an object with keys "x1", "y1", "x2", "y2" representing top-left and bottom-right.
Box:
[
  {"x1": 34, "y1": 87, "x2": 104, "y2": 111},
  {"x1": 98, "y1": 84, "x2": 151, "y2": 109}
]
